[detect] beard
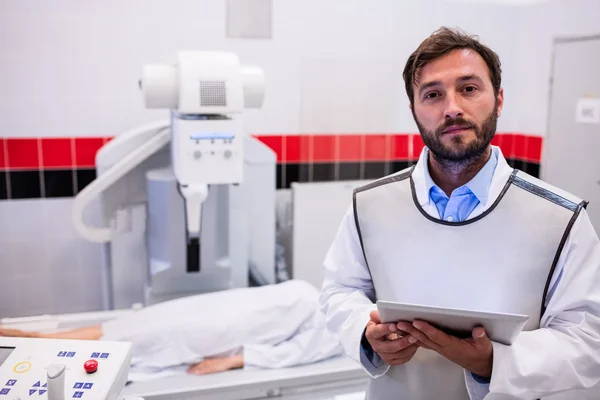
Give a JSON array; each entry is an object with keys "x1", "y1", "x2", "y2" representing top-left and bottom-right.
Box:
[{"x1": 413, "y1": 104, "x2": 498, "y2": 165}]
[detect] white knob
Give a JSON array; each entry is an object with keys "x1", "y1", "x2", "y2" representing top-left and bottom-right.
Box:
[{"x1": 47, "y1": 364, "x2": 66, "y2": 400}]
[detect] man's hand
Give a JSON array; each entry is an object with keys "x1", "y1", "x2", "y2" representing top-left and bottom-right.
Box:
[
  {"x1": 365, "y1": 310, "x2": 420, "y2": 366},
  {"x1": 188, "y1": 354, "x2": 244, "y2": 375},
  {"x1": 397, "y1": 320, "x2": 493, "y2": 378}
]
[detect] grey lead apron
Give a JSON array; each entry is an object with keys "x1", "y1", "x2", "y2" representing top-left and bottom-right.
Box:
[{"x1": 353, "y1": 167, "x2": 587, "y2": 400}]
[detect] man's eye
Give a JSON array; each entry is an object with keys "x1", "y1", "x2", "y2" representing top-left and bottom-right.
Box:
[
  {"x1": 425, "y1": 92, "x2": 439, "y2": 100},
  {"x1": 464, "y1": 86, "x2": 477, "y2": 93}
]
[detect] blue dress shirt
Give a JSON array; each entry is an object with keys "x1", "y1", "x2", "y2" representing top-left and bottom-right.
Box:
[{"x1": 424, "y1": 148, "x2": 498, "y2": 222}]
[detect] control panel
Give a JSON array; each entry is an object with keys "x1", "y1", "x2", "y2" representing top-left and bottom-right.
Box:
[{"x1": 0, "y1": 337, "x2": 132, "y2": 400}]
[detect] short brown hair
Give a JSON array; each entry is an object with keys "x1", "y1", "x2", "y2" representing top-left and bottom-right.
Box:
[{"x1": 403, "y1": 27, "x2": 502, "y2": 105}]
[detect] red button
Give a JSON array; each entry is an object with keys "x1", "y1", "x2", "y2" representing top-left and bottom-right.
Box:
[{"x1": 84, "y1": 360, "x2": 98, "y2": 374}]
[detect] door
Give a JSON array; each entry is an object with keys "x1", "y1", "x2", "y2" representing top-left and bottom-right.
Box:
[{"x1": 542, "y1": 35, "x2": 600, "y2": 235}]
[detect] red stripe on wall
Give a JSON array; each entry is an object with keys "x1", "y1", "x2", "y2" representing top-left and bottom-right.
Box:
[
  {"x1": 41, "y1": 138, "x2": 74, "y2": 169},
  {"x1": 0, "y1": 138, "x2": 6, "y2": 169},
  {"x1": 75, "y1": 138, "x2": 105, "y2": 168},
  {"x1": 0, "y1": 133, "x2": 543, "y2": 171},
  {"x1": 492, "y1": 134, "x2": 516, "y2": 159},
  {"x1": 6, "y1": 138, "x2": 40, "y2": 170},
  {"x1": 364, "y1": 135, "x2": 391, "y2": 161},
  {"x1": 391, "y1": 135, "x2": 411, "y2": 161},
  {"x1": 411, "y1": 135, "x2": 425, "y2": 159},
  {"x1": 338, "y1": 135, "x2": 362, "y2": 162},
  {"x1": 312, "y1": 135, "x2": 337, "y2": 162},
  {"x1": 283, "y1": 135, "x2": 310, "y2": 163},
  {"x1": 255, "y1": 135, "x2": 284, "y2": 162},
  {"x1": 525, "y1": 136, "x2": 543, "y2": 163}
]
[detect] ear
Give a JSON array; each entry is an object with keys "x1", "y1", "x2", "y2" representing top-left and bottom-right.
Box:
[{"x1": 496, "y1": 88, "x2": 504, "y2": 117}]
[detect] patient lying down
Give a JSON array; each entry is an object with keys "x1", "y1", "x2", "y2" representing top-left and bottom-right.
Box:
[{"x1": 0, "y1": 280, "x2": 343, "y2": 380}]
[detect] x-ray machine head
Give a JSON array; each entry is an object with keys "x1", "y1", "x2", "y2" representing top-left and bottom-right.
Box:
[{"x1": 139, "y1": 52, "x2": 265, "y2": 272}]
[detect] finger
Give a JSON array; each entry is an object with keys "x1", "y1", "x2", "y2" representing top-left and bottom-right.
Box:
[
  {"x1": 189, "y1": 368, "x2": 205, "y2": 375},
  {"x1": 188, "y1": 363, "x2": 206, "y2": 375},
  {"x1": 374, "y1": 335, "x2": 418, "y2": 354},
  {"x1": 369, "y1": 310, "x2": 381, "y2": 324},
  {"x1": 412, "y1": 320, "x2": 454, "y2": 345},
  {"x1": 384, "y1": 345, "x2": 419, "y2": 365},
  {"x1": 366, "y1": 322, "x2": 393, "y2": 340},
  {"x1": 369, "y1": 310, "x2": 399, "y2": 333},
  {"x1": 389, "y1": 343, "x2": 419, "y2": 358},
  {"x1": 417, "y1": 341, "x2": 433, "y2": 350},
  {"x1": 385, "y1": 333, "x2": 400, "y2": 341},
  {"x1": 396, "y1": 321, "x2": 440, "y2": 351}
]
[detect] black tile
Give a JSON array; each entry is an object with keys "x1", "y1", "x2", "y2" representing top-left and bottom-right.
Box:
[
  {"x1": 512, "y1": 159, "x2": 526, "y2": 173},
  {"x1": 313, "y1": 163, "x2": 336, "y2": 182},
  {"x1": 284, "y1": 164, "x2": 299, "y2": 189},
  {"x1": 525, "y1": 162, "x2": 540, "y2": 178},
  {"x1": 364, "y1": 162, "x2": 386, "y2": 180},
  {"x1": 10, "y1": 170, "x2": 41, "y2": 199},
  {"x1": 339, "y1": 162, "x2": 360, "y2": 181},
  {"x1": 43, "y1": 169, "x2": 75, "y2": 198},
  {"x1": 276, "y1": 164, "x2": 284, "y2": 190},
  {"x1": 0, "y1": 171, "x2": 7, "y2": 200},
  {"x1": 299, "y1": 164, "x2": 310, "y2": 183},
  {"x1": 76, "y1": 169, "x2": 96, "y2": 193},
  {"x1": 391, "y1": 161, "x2": 411, "y2": 174}
]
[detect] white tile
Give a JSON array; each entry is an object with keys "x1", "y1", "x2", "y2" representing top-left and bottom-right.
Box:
[
  {"x1": 77, "y1": 239, "x2": 106, "y2": 312},
  {"x1": 5, "y1": 200, "x2": 45, "y2": 239},
  {"x1": 49, "y1": 268, "x2": 84, "y2": 314},
  {"x1": 14, "y1": 274, "x2": 56, "y2": 317},
  {"x1": 42, "y1": 198, "x2": 77, "y2": 239},
  {"x1": 77, "y1": 239, "x2": 104, "y2": 270},
  {"x1": 8, "y1": 238, "x2": 49, "y2": 277},
  {"x1": 44, "y1": 236, "x2": 81, "y2": 277},
  {"x1": 0, "y1": 202, "x2": 12, "y2": 244},
  {"x1": 0, "y1": 269, "x2": 16, "y2": 317},
  {"x1": 0, "y1": 249, "x2": 13, "y2": 275}
]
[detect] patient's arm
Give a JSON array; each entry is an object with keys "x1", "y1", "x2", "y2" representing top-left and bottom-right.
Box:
[
  {"x1": 187, "y1": 354, "x2": 244, "y2": 375},
  {"x1": 0, "y1": 328, "x2": 39, "y2": 338},
  {"x1": 0, "y1": 326, "x2": 103, "y2": 341}
]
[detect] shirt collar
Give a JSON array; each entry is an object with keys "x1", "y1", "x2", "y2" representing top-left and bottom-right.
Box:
[{"x1": 416, "y1": 145, "x2": 500, "y2": 206}]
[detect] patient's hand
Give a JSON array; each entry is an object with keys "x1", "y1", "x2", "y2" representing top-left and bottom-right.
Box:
[{"x1": 188, "y1": 355, "x2": 244, "y2": 375}]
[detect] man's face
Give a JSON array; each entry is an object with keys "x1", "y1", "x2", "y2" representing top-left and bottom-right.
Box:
[{"x1": 410, "y1": 48, "x2": 504, "y2": 162}]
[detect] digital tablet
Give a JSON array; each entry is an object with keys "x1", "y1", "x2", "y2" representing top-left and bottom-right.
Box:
[{"x1": 377, "y1": 300, "x2": 529, "y2": 345}]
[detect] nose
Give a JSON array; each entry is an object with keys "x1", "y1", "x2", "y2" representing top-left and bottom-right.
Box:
[{"x1": 444, "y1": 92, "x2": 464, "y2": 120}]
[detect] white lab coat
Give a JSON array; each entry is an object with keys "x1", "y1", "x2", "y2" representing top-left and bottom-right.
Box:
[
  {"x1": 101, "y1": 279, "x2": 343, "y2": 380},
  {"x1": 319, "y1": 146, "x2": 600, "y2": 399}
]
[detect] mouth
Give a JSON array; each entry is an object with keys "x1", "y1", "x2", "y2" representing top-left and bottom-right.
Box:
[{"x1": 442, "y1": 125, "x2": 472, "y2": 135}]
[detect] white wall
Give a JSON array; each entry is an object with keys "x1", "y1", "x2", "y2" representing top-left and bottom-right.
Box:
[
  {"x1": 1, "y1": 0, "x2": 587, "y2": 140},
  {"x1": 1, "y1": 0, "x2": 599, "y2": 318},
  {"x1": 0, "y1": 199, "x2": 105, "y2": 317},
  {"x1": 514, "y1": 0, "x2": 600, "y2": 135}
]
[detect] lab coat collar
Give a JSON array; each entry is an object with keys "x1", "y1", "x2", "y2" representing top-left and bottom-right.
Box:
[{"x1": 412, "y1": 144, "x2": 514, "y2": 209}]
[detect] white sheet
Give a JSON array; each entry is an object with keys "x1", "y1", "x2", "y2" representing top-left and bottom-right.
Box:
[{"x1": 100, "y1": 280, "x2": 344, "y2": 379}]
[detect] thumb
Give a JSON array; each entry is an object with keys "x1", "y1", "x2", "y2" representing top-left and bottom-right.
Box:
[
  {"x1": 472, "y1": 327, "x2": 490, "y2": 346},
  {"x1": 369, "y1": 310, "x2": 381, "y2": 324}
]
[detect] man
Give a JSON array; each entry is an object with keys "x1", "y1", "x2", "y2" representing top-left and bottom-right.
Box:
[
  {"x1": 319, "y1": 27, "x2": 600, "y2": 400},
  {"x1": 1, "y1": 279, "x2": 343, "y2": 380}
]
